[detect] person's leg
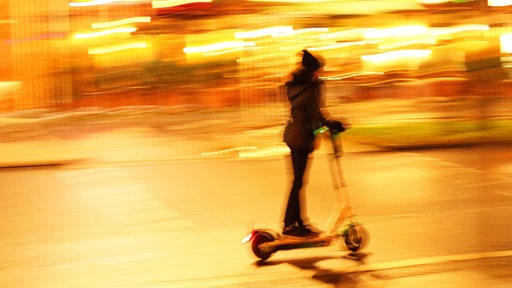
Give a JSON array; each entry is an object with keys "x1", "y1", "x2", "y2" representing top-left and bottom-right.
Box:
[{"x1": 284, "y1": 148, "x2": 309, "y2": 227}]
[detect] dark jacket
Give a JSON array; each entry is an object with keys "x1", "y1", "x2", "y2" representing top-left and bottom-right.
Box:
[{"x1": 283, "y1": 70, "x2": 329, "y2": 152}]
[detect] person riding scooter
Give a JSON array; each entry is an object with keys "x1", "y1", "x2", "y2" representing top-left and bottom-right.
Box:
[{"x1": 282, "y1": 50, "x2": 346, "y2": 238}]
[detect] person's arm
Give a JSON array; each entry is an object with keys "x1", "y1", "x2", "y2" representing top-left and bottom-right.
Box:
[{"x1": 307, "y1": 84, "x2": 345, "y2": 133}]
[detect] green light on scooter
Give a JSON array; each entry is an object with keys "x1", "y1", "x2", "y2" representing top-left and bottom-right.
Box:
[{"x1": 314, "y1": 126, "x2": 329, "y2": 135}]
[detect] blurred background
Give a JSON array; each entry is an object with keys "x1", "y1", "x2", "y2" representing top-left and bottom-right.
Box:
[
  {"x1": 0, "y1": 0, "x2": 511, "y2": 147},
  {"x1": 1, "y1": 3, "x2": 512, "y2": 287}
]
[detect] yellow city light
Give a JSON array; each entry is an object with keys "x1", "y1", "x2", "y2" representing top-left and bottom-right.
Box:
[
  {"x1": 418, "y1": 0, "x2": 451, "y2": 3},
  {"x1": 235, "y1": 26, "x2": 328, "y2": 39},
  {"x1": 92, "y1": 17, "x2": 151, "y2": 29},
  {"x1": 74, "y1": 27, "x2": 137, "y2": 39},
  {"x1": 70, "y1": 0, "x2": 144, "y2": 6},
  {"x1": 152, "y1": 0, "x2": 212, "y2": 9},
  {"x1": 271, "y1": 27, "x2": 330, "y2": 37},
  {"x1": 183, "y1": 41, "x2": 255, "y2": 54},
  {"x1": 309, "y1": 41, "x2": 367, "y2": 51},
  {"x1": 362, "y1": 49, "x2": 432, "y2": 63},
  {"x1": 430, "y1": 25, "x2": 489, "y2": 36},
  {"x1": 501, "y1": 33, "x2": 512, "y2": 53},
  {"x1": 235, "y1": 26, "x2": 293, "y2": 39},
  {"x1": 378, "y1": 38, "x2": 437, "y2": 50},
  {"x1": 319, "y1": 28, "x2": 369, "y2": 40},
  {"x1": 363, "y1": 25, "x2": 428, "y2": 39},
  {"x1": 70, "y1": 0, "x2": 114, "y2": 6},
  {"x1": 247, "y1": 0, "x2": 330, "y2": 2},
  {"x1": 488, "y1": 0, "x2": 512, "y2": 6},
  {"x1": 88, "y1": 41, "x2": 148, "y2": 54}
]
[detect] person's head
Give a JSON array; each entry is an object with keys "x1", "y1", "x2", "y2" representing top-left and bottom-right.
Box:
[
  {"x1": 294, "y1": 49, "x2": 325, "y2": 82},
  {"x1": 301, "y1": 50, "x2": 324, "y2": 75}
]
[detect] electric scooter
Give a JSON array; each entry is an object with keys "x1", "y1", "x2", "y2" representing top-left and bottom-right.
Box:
[{"x1": 242, "y1": 127, "x2": 369, "y2": 261}]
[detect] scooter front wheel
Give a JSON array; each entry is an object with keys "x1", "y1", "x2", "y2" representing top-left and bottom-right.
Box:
[
  {"x1": 251, "y1": 231, "x2": 276, "y2": 261},
  {"x1": 343, "y1": 225, "x2": 369, "y2": 252}
]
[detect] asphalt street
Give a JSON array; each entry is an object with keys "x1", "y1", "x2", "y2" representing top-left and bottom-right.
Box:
[
  {"x1": 1, "y1": 98, "x2": 511, "y2": 287},
  {"x1": 1, "y1": 141, "x2": 511, "y2": 287}
]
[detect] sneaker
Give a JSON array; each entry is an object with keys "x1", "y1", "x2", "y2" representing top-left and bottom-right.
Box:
[
  {"x1": 282, "y1": 223, "x2": 320, "y2": 238},
  {"x1": 303, "y1": 223, "x2": 324, "y2": 234}
]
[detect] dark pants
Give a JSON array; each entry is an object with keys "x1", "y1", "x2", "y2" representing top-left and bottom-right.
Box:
[{"x1": 284, "y1": 148, "x2": 311, "y2": 227}]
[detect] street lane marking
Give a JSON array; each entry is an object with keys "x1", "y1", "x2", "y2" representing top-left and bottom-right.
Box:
[
  {"x1": 147, "y1": 249, "x2": 512, "y2": 288},
  {"x1": 238, "y1": 145, "x2": 290, "y2": 158},
  {"x1": 201, "y1": 146, "x2": 258, "y2": 157},
  {"x1": 324, "y1": 249, "x2": 512, "y2": 274},
  {"x1": 360, "y1": 151, "x2": 512, "y2": 197}
]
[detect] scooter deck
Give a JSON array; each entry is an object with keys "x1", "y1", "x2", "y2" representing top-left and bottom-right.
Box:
[{"x1": 261, "y1": 235, "x2": 334, "y2": 251}]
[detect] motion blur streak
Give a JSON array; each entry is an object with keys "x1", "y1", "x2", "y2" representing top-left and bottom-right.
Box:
[
  {"x1": 362, "y1": 50, "x2": 433, "y2": 63},
  {"x1": 74, "y1": 27, "x2": 137, "y2": 39},
  {"x1": 272, "y1": 27, "x2": 330, "y2": 37},
  {"x1": 88, "y1": 41, "x2": 148, "y2": 54},
  {"x1": 183, "y1": 41, "x2": 256, "y2": 54},
  {"x1": 309, "y1": 41, "x2": 367, "y2": 51},
  {"x1": 91, "y1": 17, "x2": 151, "y2": 29},
  {"x1": 430, "y1": 25, "x2": 490, "y2": 36},
  {"x1": 488, "y1": 0, "x2": 512, "y2": 6},
  {"x1": 235, "y1": 26, "x2": 293, "y2": 39},
  {"x1": 1, "y1": 1, "x2": 512, "y2": 287},
  {"x1": 363, "y1": 25, "x2": 429, "y2": 39},
  {"x1": 502, "y1": 33, "x2": 512, "y2": 53},
  {"x1": 69, "y1": 0, "x2": 145, "y2": 6},
  {"x1": 152, "y1": 0, "x2": 212, "y2": 9},
  {"x1": 2, "y1": 0, "x2": 512, "y2": 112},
  {"x1": 69, "y1": 0, "x2": 116, "y2": 7}
]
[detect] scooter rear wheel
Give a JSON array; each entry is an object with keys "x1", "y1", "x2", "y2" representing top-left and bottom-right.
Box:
[{"x1": 251, "y1": 231, "x2": 275, "y2": 261}]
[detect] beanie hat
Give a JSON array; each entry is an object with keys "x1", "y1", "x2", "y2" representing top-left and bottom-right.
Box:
[{"x1": 301, "y1": 49, "x2": 323, "y2": 72}]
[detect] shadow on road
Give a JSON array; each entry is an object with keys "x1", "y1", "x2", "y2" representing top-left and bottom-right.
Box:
[{"x1": 253, "y1": 252, "x2": 372, "y2": 287}]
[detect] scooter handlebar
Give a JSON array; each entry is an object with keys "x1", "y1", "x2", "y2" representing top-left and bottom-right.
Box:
[{"x1": 315, "y1": 121, "x2": 351, "y2": 137}]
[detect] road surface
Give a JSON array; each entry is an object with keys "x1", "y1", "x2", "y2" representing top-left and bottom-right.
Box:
[{"x1": 1, "y1": 146, "x2": 511, "y2": 287}]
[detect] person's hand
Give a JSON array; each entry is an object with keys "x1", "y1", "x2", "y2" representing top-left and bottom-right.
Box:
[{"x1": 327, "y1": 120, "x2": 345, "y2": 134}]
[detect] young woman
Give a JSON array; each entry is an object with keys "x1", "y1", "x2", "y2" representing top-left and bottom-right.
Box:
[{"x1": 282, "y1": 50, "x2": 345, "y2": 238}]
